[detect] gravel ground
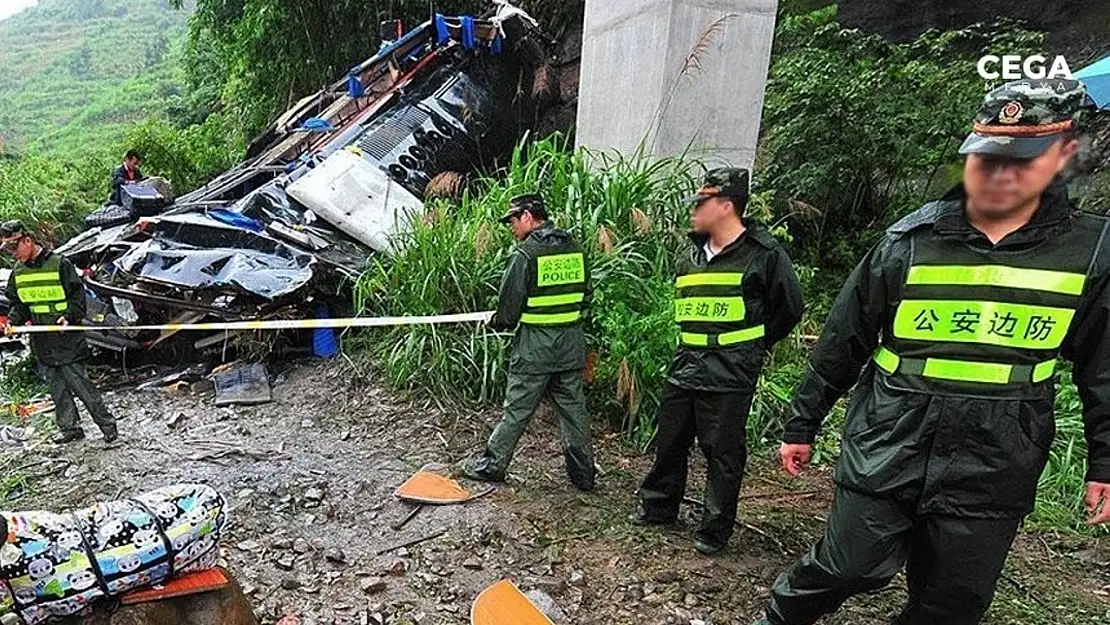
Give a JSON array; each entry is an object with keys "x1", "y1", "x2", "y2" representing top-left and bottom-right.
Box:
[{"x1": 2, "y1": 360, "x2": 1108, "y2": 625}]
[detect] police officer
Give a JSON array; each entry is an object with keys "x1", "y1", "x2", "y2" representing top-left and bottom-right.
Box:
[
  {"x1": 461, "y1": 194, "x2": 595, "y2": 491},
  {"x1": 630, "y1": 168, "x2": 805, "y2": 554},
  {"x1": 1, "y1": 220, "x2": 118, "y2": 445},
  {"x1": 754, "y1": 79, "x2": 1110, "y2": 625}
]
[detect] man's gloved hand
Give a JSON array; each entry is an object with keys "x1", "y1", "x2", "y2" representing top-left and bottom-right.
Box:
[{"x1": 55, "y1": 316, "x2": 69, "y2": 327}]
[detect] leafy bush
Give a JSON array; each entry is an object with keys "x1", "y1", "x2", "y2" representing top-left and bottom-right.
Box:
[
  {"x1": 122, "y1": 111, "x2": 245, "y2": 193},
  {"x1": 759, "y1": 7, "x2": 1045, "y2": 274},
  {"x1": 0, "y1": 152, "x2": 111, "y2": 243}
]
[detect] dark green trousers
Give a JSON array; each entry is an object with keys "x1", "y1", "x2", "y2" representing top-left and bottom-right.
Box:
[
  {"x1": 638, "y1": 383, "x2": 753, "y2": 548},
  {"x1": 476, "y1": 370, "x2": 594, "y2": 488},
  {"x1": 42, "y1": 362, "x2": 116, "y2": 436},
  {"x1": 765, "y1": 488, "x2": 1021, "y2": 625}
]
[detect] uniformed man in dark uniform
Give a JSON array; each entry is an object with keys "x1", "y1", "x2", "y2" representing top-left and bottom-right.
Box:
[
  {"x1": 1, "y1": 220, "x2": 118, "y2": 445},
  {"x1": 754, "y1": 80, "x2": 1110, "y2": 625},
  {"x1": 630, "y1": 168, "x2": 805, "y2": 554},
  {"x1": 461, "y1": 194, "x2": 595, "y2": 491}
]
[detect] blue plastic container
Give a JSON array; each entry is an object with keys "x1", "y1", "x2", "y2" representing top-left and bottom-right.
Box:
[{"x1": 312, "y1": 305, "x2": 340, "y2": 358}]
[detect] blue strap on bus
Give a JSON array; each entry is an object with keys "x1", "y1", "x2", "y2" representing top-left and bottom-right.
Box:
[
  {"x1": 460, "y1": 16, "x2": 476, "y2": 50},
  {"x1": 434, "y1": 14, "x2": 450, "y2": 45},
  {"x1": 347, "y1": 70, "x2": 365, "y2": 98}
]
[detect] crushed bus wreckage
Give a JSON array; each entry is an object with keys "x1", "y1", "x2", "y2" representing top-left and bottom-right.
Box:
[{"x1": 13, "y1": 3, "x2": 555, "y2": 360}]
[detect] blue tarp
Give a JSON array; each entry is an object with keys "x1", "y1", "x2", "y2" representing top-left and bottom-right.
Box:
[{"x1": 1076, "y1": 56, "x2": 1110, "y2": 110}]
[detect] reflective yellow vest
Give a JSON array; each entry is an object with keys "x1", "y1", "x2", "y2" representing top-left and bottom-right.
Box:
[
  {"x1": 674, "y1": 247, "x2": 765, "y2": 349},
  {"x1": 874, "y1": 219, "x2": 1105, "y2": 395},
  {"x1": 13, "y1": 253, "x2": 68, "y2": 322},
  {"x1": 520, "y1": 245, "x2": 586, "y2": 327}
]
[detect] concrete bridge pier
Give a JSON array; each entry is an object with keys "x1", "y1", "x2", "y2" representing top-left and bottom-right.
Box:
[{"x1": 575, "y1": 0, "x2": 779, "y2": 172}]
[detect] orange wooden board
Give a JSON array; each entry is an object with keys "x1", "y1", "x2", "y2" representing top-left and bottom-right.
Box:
[
  {"x1": 394, "y1": 470, "x2": 474, "y2": 504},
  {"x1": 471, "y1": 579, "x2": 553, "y2": 625},
  {"x1": 121, "y1": 568, "x2": 230, "y2": 605}
]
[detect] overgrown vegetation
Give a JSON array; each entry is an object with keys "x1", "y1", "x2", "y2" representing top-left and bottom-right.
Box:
[
  {"x1": 0, "y1": 0, "x2": 192, "y2": 154},
  {"x1": 759, "y1": 7, "x2": 1045, "y2": 272}
]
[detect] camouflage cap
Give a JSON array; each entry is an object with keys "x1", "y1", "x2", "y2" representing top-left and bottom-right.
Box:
[
  {"x1": 0, "y1": 220, "x2": 26, "y2": 238},
  {"x1": 498, "y1": 193, "x2": 548, "y2": 223},
  {"x1": 959, "y1": 79, "x2": 1096, "y2": 159},
  {"x1": 684, "y1": 167, "x2": 750, "y2": 204}
]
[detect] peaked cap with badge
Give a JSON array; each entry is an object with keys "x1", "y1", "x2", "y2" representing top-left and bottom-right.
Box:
[{"x1": 959, "y1": 78, "x2": 1096, "y2": 159}]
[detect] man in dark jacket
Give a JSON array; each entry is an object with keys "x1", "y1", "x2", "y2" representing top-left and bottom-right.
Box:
[
  {"x1": 460, "y1": 194, "x2": 595, "y2": 490},
  {"x1": 631, "y1": 168, "x2": 805, "y2": 555},
  {"x1": 1, "y1": 220, "x2": 118, "y2": 445},
  {"x1": 754, "y1": 79, "x2": 1110, "y2": 625},
  {"x1": 107, "y1": 150, "x2": 145, "y2": 206}
]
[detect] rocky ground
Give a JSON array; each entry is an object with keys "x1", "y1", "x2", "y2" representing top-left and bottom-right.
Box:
[{"x1": 2, "y1": 359, "x2": 1109, "y2": 625}]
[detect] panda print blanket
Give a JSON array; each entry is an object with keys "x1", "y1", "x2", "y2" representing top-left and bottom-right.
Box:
[{"x1": 0, "y1": 484, "x2": 226, "y2": 624}]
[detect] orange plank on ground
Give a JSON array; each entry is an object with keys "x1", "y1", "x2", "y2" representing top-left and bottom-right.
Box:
[
  {"x1": 121, "y1": 568, "x2": 230, "y2": 605},
  {"x1": 471, "y1": 579, "x2": 553, "y2": 625},
  {"x1": 394, "y1": 469, "x2": 475, "y2": 504}
]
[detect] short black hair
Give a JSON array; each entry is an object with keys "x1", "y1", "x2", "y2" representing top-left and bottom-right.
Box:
[{"x1": 125, "y1": 150, "x2": 142, "y2": 161}]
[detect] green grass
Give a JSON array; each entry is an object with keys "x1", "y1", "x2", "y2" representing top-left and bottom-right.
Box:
[{"x1": 0, "y1": 0, "x2": 191, "y2": 154}]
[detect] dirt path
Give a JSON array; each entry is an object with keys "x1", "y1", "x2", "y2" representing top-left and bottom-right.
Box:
[{"x1": 4, "y1": 361, "x2": 1109, "y2": 625}]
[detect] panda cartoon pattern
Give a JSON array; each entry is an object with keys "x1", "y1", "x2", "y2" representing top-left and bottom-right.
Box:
[{"x1": 0, "y1": 484, "x2": 226, "y2": 625}]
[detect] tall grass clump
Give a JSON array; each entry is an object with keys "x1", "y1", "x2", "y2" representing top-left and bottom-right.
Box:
[{"x1": 1029, "y1": 370, "x2": 1107, "y2": 535}]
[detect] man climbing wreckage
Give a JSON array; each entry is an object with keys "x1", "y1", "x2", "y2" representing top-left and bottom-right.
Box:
[
  {"x1": 629, "y1": 168, "x2": 805, "y2": 555},
  {"x1": 460, "y1": 194, "x2": 596, "y2": 491},
  {"x1": 1, "y1": 220, "x2": 119, "y2": 446},
  {"x1": 753, "y1": 79, "x2": 1110, "y2": 625}
]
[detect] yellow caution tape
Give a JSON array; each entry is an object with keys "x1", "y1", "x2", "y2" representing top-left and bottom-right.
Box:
[{"x1": 7, "y1": 311, "x2": 496, "y2": 334}]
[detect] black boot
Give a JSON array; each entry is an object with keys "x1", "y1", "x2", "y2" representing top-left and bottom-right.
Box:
[
  {"x1": 628, "y1": 506, "x2": 676, "y2": 526},
  {"x1": 52, "y1": 429, "x2": 86, "y2": 445},
  {"x1": 101, "y1": 424, "x2": 119, "y2": 444}
]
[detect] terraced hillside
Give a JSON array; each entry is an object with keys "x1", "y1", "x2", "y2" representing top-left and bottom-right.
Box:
[{"x1": 0, "y1": 0, "x2": 191, "y2": 155}]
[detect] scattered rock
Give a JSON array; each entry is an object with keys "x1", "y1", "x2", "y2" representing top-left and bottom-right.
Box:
[
  {"x1": 281, "y1": 576, "x2": 301, "y2": 590},
  {"x1": 1073, "y1": 549, "x2": 1110, "y2": 567},
  {"x1": 274, "y1": 554, "x2": 295, "y2": 571},
  {"x1": 236, "y1": 540, "x2": 262, "y2": 552},
  {"x1": 462, "y1": 558, "x2": 483, "y2": 571},
  {"x1": 166, "y1": 412, "x2": 186, "y2": 428},
  {"x1": 653, "y1": 570, "x2": 681, "y2": 584},
  {"x1": 293, "y1": 538, "x2": 311, "y2": 554},
  {"x1": 272, "y1": 537, "x2": 294, "y2": 551},
  {"x1": 684, "y1": 593, "x2": 698, "y2": 607},
  {"x1": 360, "y1": 577, "x2": 387, "y2": 595},
  {"x1": 387, "y1": 560, "x2": 407, "y2": 577},
  {"x1": 304, "y1": 487, "x2": 324, "y2": 502},
  {"x1": 568, "y1": 570, "x2": 586, "y2": 587},
  {"x1": 325, "y1": 548, "x2": 347, "y2": 564},
  {"x1": 535, "y1": 578, "x2": 567, "y2": 596},
  {"x1": 525, "y1": 589, "x2": 568, "y2": 624}
]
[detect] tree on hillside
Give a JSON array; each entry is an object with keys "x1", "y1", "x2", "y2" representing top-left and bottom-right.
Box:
[{"x1": 68, "y1": 43, "x2": 92, "y2": 78}]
